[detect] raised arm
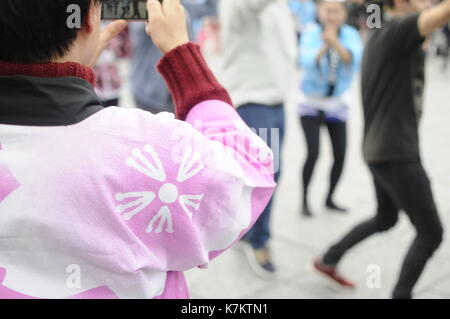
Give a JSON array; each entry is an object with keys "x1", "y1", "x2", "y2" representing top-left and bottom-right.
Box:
[
  {"x1": 418, "y1": 0, "x2": 450, "y2": 37},
  {"x1": 322, "y1": 27, "x2": 352, "y2": 64}
]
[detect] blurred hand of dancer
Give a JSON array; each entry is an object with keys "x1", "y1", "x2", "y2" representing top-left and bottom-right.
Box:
[
  {"x1": 89, "y1": 20, "x2": 128, "y2": 67},
  {"x1": 145, "y1": 0, "x2": 190, "y2": 53},
  {"x1": 321, "y1": 26, "x2": 352, "y2": 64},
  {"x1": 322, "y1": 27, "x2": 339, "y2": 48}
]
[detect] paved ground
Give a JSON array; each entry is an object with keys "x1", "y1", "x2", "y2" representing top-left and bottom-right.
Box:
[{"x1": 120, "y1": 55, "x2": 450, "y2": 299}]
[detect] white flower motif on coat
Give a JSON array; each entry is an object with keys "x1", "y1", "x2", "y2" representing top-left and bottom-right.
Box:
[{"x1": 115, "y1": 145, "x2": 204, "y2": 234}]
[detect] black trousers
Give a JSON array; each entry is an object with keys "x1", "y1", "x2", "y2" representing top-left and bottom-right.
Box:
[
  {"x1": 323, "y1": 161, "x2": 444, "y2": 299},
  {"x1": 300, "y1": 115, "x2": 347, "y2": 205}
]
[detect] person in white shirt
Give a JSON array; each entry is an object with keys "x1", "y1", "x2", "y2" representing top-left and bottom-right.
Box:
[{"x1": 219, "y1": 0, "x2": 297, "y2": 276}]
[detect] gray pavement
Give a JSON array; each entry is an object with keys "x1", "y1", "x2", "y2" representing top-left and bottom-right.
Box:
[{"x1": 120, "y1": 55, "x2": 450, "y2": 299}]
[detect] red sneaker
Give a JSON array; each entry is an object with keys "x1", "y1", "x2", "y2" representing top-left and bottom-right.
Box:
[{"x1": 311, "y1": 258, "x2": 356, "y2": 290}]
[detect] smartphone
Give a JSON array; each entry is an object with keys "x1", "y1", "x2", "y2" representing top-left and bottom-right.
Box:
[{"x1": 101, "y1": 0, "x2": 158, "y2": 20}]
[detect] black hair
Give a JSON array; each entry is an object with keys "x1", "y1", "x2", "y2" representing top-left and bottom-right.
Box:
[{"x1": 0, "y1": 0, "x2": 101, "y2": 63}]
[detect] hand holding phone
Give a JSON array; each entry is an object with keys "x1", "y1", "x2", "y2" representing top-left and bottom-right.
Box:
[
  {"x1": 145, "y1": 0, "x2": 189, "y2": 54},
  {"x1": 89, "y1": 20, "x2": 128, "y2": 67}
]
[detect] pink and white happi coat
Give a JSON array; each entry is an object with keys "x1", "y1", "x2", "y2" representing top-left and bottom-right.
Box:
[{"x1": 0, "y1": 101, "x2": 275, "y2": 299}]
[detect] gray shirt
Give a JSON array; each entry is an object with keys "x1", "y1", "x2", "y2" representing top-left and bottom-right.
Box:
[{"x1": 219, "y1": 0, "x2": 297, "y2": 108}]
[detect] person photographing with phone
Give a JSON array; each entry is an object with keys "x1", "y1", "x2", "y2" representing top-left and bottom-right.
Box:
[{"x1": 0, "y1": 0, "x2": 275, "y2": 299}]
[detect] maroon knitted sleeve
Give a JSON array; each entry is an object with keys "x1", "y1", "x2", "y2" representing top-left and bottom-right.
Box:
[{"x1": 157, "y1": 42, "x2": 233, "y2": 121}]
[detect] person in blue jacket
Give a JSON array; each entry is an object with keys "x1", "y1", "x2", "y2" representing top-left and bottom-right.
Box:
[{"x1": 298, "y1": 0, "x2": 363, "y2": 217}]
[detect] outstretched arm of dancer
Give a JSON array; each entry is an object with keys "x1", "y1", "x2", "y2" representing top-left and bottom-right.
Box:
[{"x1": 418, "y1": 0, "x2": 450, "y2": 37}]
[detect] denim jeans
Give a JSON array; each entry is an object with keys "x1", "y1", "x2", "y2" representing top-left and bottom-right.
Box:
[{"x1": 237, "y1": 103, "x2": 285, "y2": 250}]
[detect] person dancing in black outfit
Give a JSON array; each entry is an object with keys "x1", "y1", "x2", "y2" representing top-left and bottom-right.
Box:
[{"x1": 313, "y1": 0, "x2": 449, "y2": 299}]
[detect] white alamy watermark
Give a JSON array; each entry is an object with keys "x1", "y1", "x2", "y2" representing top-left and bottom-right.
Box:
[
  {"x1": 366, "y1": 264, "x2": 382, "y2": 289},
  {"x1": 366, "y1": 4, "x2": 382, "y2": 29},
  {"x1": 169, "y1": 119, "x2": 281, "y2": 175},
  {"x1": 66, "y1": 264, "x2": 82, "y2": 289},
  {"x1": 64, "y1": 3, "x2": 384, "y2": 30},
  {"x1": 67, "y1": 4, "x2": 81, "y2": 29}
]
